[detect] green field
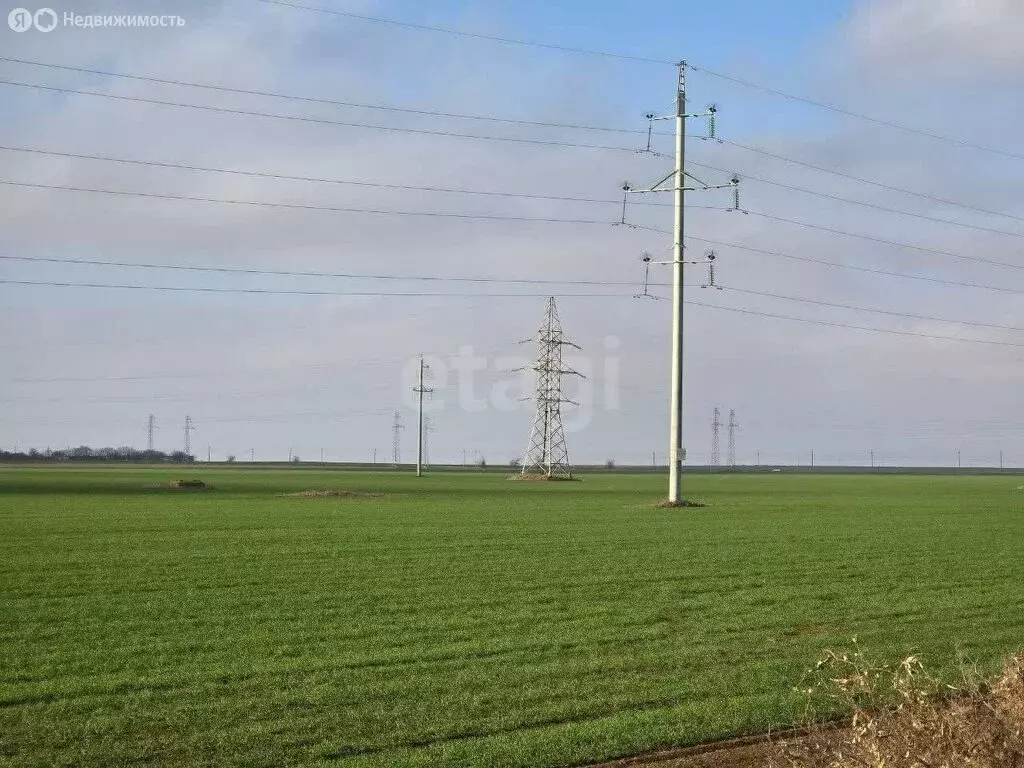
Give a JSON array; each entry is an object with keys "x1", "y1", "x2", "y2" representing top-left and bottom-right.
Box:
[{"x1": 1, "y1": 467, "x2": 1022, "y2": 767}]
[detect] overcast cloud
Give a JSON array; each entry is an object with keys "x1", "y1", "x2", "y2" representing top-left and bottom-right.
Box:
[{"x1": 1, "y1": 0, "x2": 1022, "y2": 467}]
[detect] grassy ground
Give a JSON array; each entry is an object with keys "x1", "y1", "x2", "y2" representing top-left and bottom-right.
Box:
[{"x1": 1, "y1": 467, "x2": 1022, "y2": 767}]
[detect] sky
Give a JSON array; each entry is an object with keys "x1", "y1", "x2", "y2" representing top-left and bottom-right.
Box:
[{"x1": 1, "y1": 0, "x2": 1023, "y2": 467}]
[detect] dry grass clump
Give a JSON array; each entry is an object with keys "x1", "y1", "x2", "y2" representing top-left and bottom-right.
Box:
[{"x1": 772, "y1": 643, "x2": 1024, "y2": 767}]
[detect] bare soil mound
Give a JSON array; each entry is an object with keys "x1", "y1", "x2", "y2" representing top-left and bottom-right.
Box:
[
  {"x1": 145, "y1": 479, "x2": 212, "y2": 491},
  {"x1": 280, "y1": 489, "x2": 384, "y2": 499}
]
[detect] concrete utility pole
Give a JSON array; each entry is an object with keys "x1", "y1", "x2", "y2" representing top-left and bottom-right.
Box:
[
  {"x1": 626, "y1": 63, "x2": 738, "y2": 504},
  {"x1": 147, "y1": 414, "x2": 156, "y2": 452},
  {"x1": 413, "y1": 356, "x2": 433, "y2": 477},
  {"x1": 1000, "y1": 450, "x2": 1004, "y2": 470},
  {"x1": 668, "y1": 64, "x2": 688, "y2": 503},
  {"x1": 250, "y1": 448, "x2": 255, "y2": 463},
  {"x1": 957, "y1": 449, "x2": 961, "y2": 469}
]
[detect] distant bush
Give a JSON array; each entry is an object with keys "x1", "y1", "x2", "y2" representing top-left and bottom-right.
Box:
[{"x1": 0, "y1": 446, "x2": 193, "y2": 464}]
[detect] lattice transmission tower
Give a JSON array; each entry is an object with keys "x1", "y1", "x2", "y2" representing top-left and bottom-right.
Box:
[
  {"x1": 710, "y1": 408, "x2": 722, "y2": 468},
  {"x1": 391, "y1": 411, "x2": 404, "y2": 466},
  {"x1": 727, "y1": 409, "x2": 739, "y2": 468},
  {"x1": 183, "y1": 415, "x2": 196, "y2": 457},
  {"x1": 422, "y1": 416, "x2": 434, "y2": 468},
  {"x1": 147, "y1": 414, "x2": 156, "y2": 452},
  {"x1": 521, "y1": 297, "x2": 582, "y2": 479}
]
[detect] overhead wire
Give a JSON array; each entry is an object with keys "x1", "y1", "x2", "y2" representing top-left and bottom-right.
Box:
[
  {"x1": 0, "y1": 277, "x2": 631, "y2": 298},
  {"x1": 0, "y1": 79, "x2": 638, "y2": 153},
  {"x1": 739, "y1": 209, "x2": 1024, "y2": 271},
  {"x1": 0, "y1": 144, "x2": 672, "y2": 209},
  {"x1": 245, "y1": 0, "x2": 1024, "y2": 160},
  {"x1": 0, "y1": 56, "x2": 650, "y2": 135},
  {"x1": 0, "y1": 178, "x2": 736, "y2": 218},
  {"x1": 4, "y1": 276, "x2": 1022, "y2": 350},
  {"x1": 718, "y1": 285, "x2": 1024, "y2": 333},
  {"x1": 248, "y1": 0, "x2": 677, "y2": 65},
  {"x1": 715, "y1": 138, "x2": 1024, "y2": 226}
]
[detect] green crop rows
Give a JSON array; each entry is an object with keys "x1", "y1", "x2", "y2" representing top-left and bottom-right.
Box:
[{"x1": 2, "y1": 467, "x2": 1022, "y2": 767}]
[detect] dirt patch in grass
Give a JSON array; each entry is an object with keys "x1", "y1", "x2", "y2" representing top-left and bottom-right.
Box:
[
  {"x1": 512, "y1": 474, "x2": 582, "y2": 482},
  {"x1": 145, "y1": 480, "x2": 212, "y2": 492},
  {"x1": 655, "y1": 499, "x2": 706, "y2": 508},
  {"x1": 279, "y1": 489, "x2": 385, "y2": 499},
  {"x1": 588, "y1": 727, "x2": 836, "y2": 768}
]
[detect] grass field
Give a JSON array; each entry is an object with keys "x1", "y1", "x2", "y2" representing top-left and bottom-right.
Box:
[{"x1": 1, "y1": 467, "x2": 1022, "y2": 767}]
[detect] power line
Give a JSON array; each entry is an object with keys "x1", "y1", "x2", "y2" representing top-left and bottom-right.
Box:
[
  {"x1": 719, "y1": 285, "x2": 1024, "y2": 332},
  {"x1": 716, "y1": 138, "x2": 1024, "y2": 226},
  {"x1": 687, "y1": 64, "x2": 1024, "y2": 163},
  {"x1": 685, "y1": 233, "x2": 1024, "y2": 297},
  {"x1": 0, "y1": 56, "x2": 650, "y2": 136},
  {"x1": 0, "y1": 179, "x2": 616, "y2": 224},
  {"x1": 249, "y1": 0, "x2": 676, "y2": 65},
  {"x1": 3, "y1": 66, "x2": 1016, "y2": 229},
  {"x1": 5, "y1": 142, "x2": 1017, "y2": 244},
  {"x1": 689, "y1": 157, "x2": 1024, "y2": 239},
  {"x1": 5, "y1": 253, "x2": 1022, "y2": 330},
  {"x1": 0, "y1": 144, "x2": 670, "y2": 209},
  {"x1": 742, "y1": 208, "x2": 1024, "y2": 271},
  {"x1": 0, "y1": 277, "x2": 632, "y2": 298},
  {"x1": 247, "y1": 0, "x2": 1023, "y2": 160},
  {"x1": 685, "y1": 298, "x2": 1024, "y2": 349},
  {"x1": 0, "y1": 254, "x2": 639, "y2": 287},
  {"x1": 5, "y1": 278, "x2": 1019, "y2": 349},
  {"x1": 632, "y1": 224, "x2": 1024, "y2": 296},
  {"x1": 0, "y1": 79, "x2": 638, "y2": 153}
]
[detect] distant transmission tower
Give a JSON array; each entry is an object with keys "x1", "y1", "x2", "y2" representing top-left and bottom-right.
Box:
[
  {"x1": 422, "y1": 416, "x2": 434, "y2": 467},
  {"x1": 183, "y1": 415, "x2": 196, "y2": 457},
  {"x1": 146, "y1": 414, "x2": 156, "y2": 452},
  {"x1": 710, "y1": 408, "x2": 722, "y2": 467},
  {"x1": 391, "y1": 411, "x2": 404, "y2": 466},
  {"x1": 521, "y1": 297, "x2": 582, "y2": 479},
  {"x1": 727, "y1": 409, "x2": 739, "y2": 468}
]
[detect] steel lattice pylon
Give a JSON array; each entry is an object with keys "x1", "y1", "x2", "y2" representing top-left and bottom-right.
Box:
[
  {"x1": 710, "y1": 407, "x2": 722, "y2": 468},
  {"x1": 521, "y1": 297, "x2": 582, "y2": 479}
]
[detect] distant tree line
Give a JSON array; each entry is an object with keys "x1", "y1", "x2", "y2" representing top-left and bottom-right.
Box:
[{"x1": 0, "y1": 446, "x2": 195, "y2": 463}]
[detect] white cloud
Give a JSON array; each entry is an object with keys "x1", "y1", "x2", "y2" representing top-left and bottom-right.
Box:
[{"x1": 852, "y1": 0, "x2": 1024, "y2": 75}]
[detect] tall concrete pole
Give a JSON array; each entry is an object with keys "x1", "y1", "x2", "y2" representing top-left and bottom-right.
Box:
[
  {"x1": 413, "y1": 357, "x2": 432, "y2": 477},
  {"x1": 668, "y1": 61, "x2": 687, "y2": 504}
]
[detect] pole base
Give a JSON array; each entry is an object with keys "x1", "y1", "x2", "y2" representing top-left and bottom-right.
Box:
[{"x1": 657, "y1": 499, "x2": 706, "y2": 508}]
